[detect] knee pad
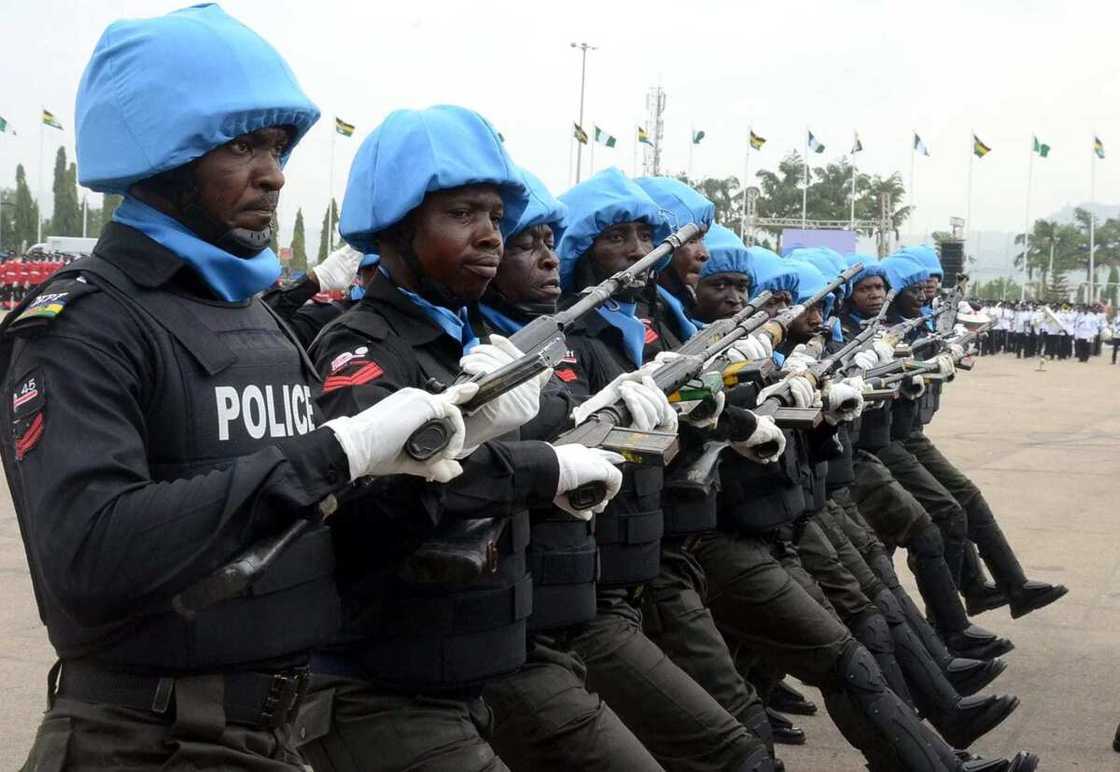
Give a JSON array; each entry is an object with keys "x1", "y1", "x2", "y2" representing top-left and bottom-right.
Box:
[
  {"x1": 848, "y1": 610, "x2": 894, "y2": 656},
  {"x1": 908, "y1": 524, "x2": 945, "y2": 561},
  {"x1": 873, "y1": 589, "x2": 907, "y2": 625},
  {"x1": 834, "y1": 638, "x2": 888, "y2": 696}
]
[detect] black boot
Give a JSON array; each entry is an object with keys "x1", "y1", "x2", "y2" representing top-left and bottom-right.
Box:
[
  {"x1": 766, "y1": 707, "x2": 806, "y2": 746},
  {"x1": 934, "y1": 694, "x2": 1020, "y2": 749},
  {"x1": 944, "y1": 624, "x2": 1015, "y2": 660},
  {"x1": 768, "y1": 679, "x2": 817, "y2": 715},
  {"x1": 961, "y1": 751, "x2": 1040, "y2": 771},
  {"x1": 1008, "y1": 580, "x2": 1068, "y2": 620},
  {"x1": 945, "y1": 657, "x2": 1007, "y2": 696}
]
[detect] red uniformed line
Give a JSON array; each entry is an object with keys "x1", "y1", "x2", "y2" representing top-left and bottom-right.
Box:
[
  {"x1": 323, "y1": 362, "x2": 384, "y2": 393},
  {"x1": 15, "y1": 413, "x2": 44, "y2": 460}
]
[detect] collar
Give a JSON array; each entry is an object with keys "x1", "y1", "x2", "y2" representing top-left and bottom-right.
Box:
[
  {"x1": 93, "y1": 221, "x2": 188, "y2": 288},
  {"x1": 360, "y1": 273, "x2": 446, "y2": 345}
]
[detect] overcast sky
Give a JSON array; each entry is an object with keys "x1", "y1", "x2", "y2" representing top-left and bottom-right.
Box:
[{"x1": 3, "y1": 0, "x2": 1119, "y2": 251}]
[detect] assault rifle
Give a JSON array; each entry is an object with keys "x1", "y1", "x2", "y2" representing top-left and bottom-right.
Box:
[
  {"x1": 557, "y1": 263, "x2": 862, "y2": 508},
  {"x1": 404, "y1": 223, "x2": 701, "y2": 461}
]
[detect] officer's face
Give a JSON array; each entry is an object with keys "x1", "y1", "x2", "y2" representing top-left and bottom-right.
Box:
[
  {"x1": 851, "y1": 275, "x2": 886, "y2": 317},
  {"x1": 763, "y1": 292, "x2": 791, "y2": 318},
  {"x1": 790, "y1": 301, "x2": 824, "y2": 342},
  {"x1": 491, "y1": 224, "x2": 560, "y2": 305},
  {"x1": 588, "y1": 221, "x2": 654, "y2": 277},
  {"x1": 411, "y1": 184, "x2": 504, "y2": 302},
  {"x1": 924, "y1": 277, "x2": 940, "y2": 302},
  {"x1": 668, "y1": 230, "x2": 709, "y2": 288},
  {"x1": 693, "y1": 272, "x2": 750, "y2": 322},
  {"x1": 897, "y1": 284, "x2": 925, "y2": 318},
  {"x1": 193, "y1": 127, "x2": 290, "y2": 235}
]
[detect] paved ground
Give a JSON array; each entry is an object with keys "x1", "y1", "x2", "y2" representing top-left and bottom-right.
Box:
[{"x1": 0, "y1": 350, "x2": 1118, "y2": 769}]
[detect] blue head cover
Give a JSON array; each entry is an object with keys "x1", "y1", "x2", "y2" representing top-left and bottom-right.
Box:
[
  {"x1": 846, "y1": 253, "x2": 888, "y2": 291},
  {"x1": 785, "y1": 259, "x2": 835, "y2": 318},
  {"x1": 880, "y1": 254, "x2": 930, "y2": 292},
  {"x1": 359, "y1": 253, "x2": 380, "y2": 269},
  {"x1": 556, "y1": 167, "x2": 670, "y2": 292},
  {"x1": 76, "y1": 4, "x2": 320, "y2": 193},
  {"x1": 745, "y1": 246, "x2": 799, "y2": 297},
  {"x1": 340, "y1": 105, "x2": 528, "y2": 253},
  {"x1": 700, "y1": 224, "x2": 751, "y2": 279},
  {"x1": 634, "y1": 176, "x2": 716, "y2": 232},
  {"x1": 795, "y1": 247, "x2": 850, "y2": 298},
  {"x1": 510, "y1": 166, "x2": 567, "y2": 240},
  {"x1": 899, "y1": 244, "x2": 943, "y2": 278}
]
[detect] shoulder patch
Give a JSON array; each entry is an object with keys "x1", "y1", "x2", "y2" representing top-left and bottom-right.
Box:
[
  {"x1": 11, "y1": 369, "x2": 45, "y2": 461},
  {"x1": 323, "y1": 358, "x2": 384, "y2": 393},
  {"x1": 555, "y1": 368, "x2": 578, "y2": 383},
  {"x1": 8, "y1": 278, "x2": 100, "y2": 334}
]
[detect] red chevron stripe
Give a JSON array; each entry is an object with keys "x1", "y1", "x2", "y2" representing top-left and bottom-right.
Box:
[
  {"x1": 323, "y1": 362, "x2": 384, "y2": 393},
  {"x1": 15, "y1": 412, "x2": 44, "y2": 460}
]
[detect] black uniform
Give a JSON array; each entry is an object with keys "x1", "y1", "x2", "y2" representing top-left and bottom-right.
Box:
[
  {"x1": 262, "y1": 274, "x2": 354, "y2": 350},
  {"x1": 548, "y1": 295, "x2": 769, "y2": 772},
  {"x1": 4, "y1": 224, "x2": 349, "y2": 770},
  {"x1": 297, "y1": 274, "x2": 562, "y2": 772}
]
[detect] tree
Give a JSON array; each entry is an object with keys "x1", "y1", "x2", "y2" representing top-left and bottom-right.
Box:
[
  {"x1": 100, "y1": 193, "x2": 122, "y2": 232},
  {"x1": 47, "y1": 147, "x2": 82, "y2": 237},
  {"x1": 12, "y1": 164, "x2": 39, "y2": 250},
  {"x1": 1106, "y1": 265, "x2": 1120, "y2": 308},
  {"x1": 290, "y1": 208, "x2": 308, "y2": 273},
  {"x1": 317, "y1": 198, "x2": 338, "y2": 263}
]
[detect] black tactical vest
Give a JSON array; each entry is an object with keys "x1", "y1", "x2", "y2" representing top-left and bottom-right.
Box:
[
  {"x1": 527, "y1": 511, "x2": 598, "y2": 632},
  {"x1": 717, "y1": 430, "x2": 807, "y2": 535},
  {"x1": 7, "y1": 255, "x2": 341, "y2": 671},
  {"x1": 854, "y1": 402, "x2": 892, "y2": 451},
  {"x1": 329, "y1": 311, "x2": 532, "y2": 690},
  {"x1": 826, "y1": 424, "x2": 855, "y2": 492},
  {"x1": 596, "y1": 464, "x2": 665, "y2": 587},
  {"x1": 918, "y1": 380, "x2": 941, "y2": 425},
  {"x1": 661, "y1": 440, "x2": 722, "y2": 538},
  {"x1": 890, "y1": 391, "x2": 921, "y2": 440}
]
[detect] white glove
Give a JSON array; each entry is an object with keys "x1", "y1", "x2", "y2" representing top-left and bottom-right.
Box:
[
  {"x1": 618, "y1": 376, "x2": 678, "y2": 433},
  {"x1": 850, "y1": 349, "x2": 878, "y2": 372},
  {"x1": 681, "y1": 390, "x2": 725, "y2": 429},
  {"x1": 324, "y1": 382, "x2": 479, "y2": 483},
  {"x1": 758, "y1": 374, "x2": 818, "y2": 408},
  {"x1": 312, "y1": 245, "x2": 363, "y2": 292},
  {"x1": 552, "y1": 444, "x2": 625, "y2": 520},
  {"x1": 872, "y1": 340, "x2": 896, "y2": 363},
  {"x1": 781, "y1": 343, "x2": 817, "y2": 374},
  {"x1": 947, "y1": 342, "x2": 965, "y2": 361},
  {"x1": 640, "y1": 350, "x2": 683, "y2": 374},
  {"x1": 901, "y1": 375, "x2": 926, "y2": 400},
  {"x1": 822, "y1": 377, "x2": 865, "y2": 425},
  {"x1": 731, "y1": 414, "x2": 786, "y2": 464},
  {"x1": 935, "y1": 353, "x2": 956, "y2": 378},
  {"x1": 721, "y1": 335, "x2": 773, "y2": 364},
  {"x1": 458, "y1": 335, "x2": 547, "y2": 451},
  {"x1": 572, "y1": 370, "x2": 639, "y2": 426}
]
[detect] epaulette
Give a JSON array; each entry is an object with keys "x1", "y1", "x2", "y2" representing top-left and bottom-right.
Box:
[{"x1": 7, "y1": 276, "x2": 101, "y2": 336}]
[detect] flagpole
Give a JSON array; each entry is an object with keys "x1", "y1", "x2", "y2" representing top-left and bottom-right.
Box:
[
  {"x1": 849, "y1": 134, "x2": 856, "y2": 230},
  {"x1": 802, "y1": 128, "x2": 808, "y2": 227},
  {"x1": 590, "y1": 129, "x2": 596, "y2": 176},
  {"x1": 1090, "y1": 134, "x2": 1096, "y2": 302},
  {"x1": 1022, "y1": 136, "x2": 1033, "y2": 299},
  {"x1": 82, "y1": 196, "x2": 87, "y2": 238},
  {"x1": 632, "y1": 125, "x2": 638, "y2": 177},
  {"x1": 740, "y1": 127, "x2": 751, "y2": 240},
  {"x1": 688, "y1": 124, "x2": 695, "y2": 180},
  {"x1": 328, "y1": 127, "x2": 336, "y2": 253},
  {"x1": 966, "y1": 130, "x2": 974, "y2": 247},
  {"x1": 37, "y1": 118, "x2": 44, "y2": 243},
  {"x1": 910, "y1": 132, "x2": 917, "y2": 212}
]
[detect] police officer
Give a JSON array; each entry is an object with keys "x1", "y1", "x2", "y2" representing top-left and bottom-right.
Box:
[
  {"x1": 3, "y1": 7, "x2": 478, "y2": 769},
  {"x1": 477, "y1": 167, "x2": 667, "y2": 771},
  {"x1": 263, "y1": 244, "x2": 374, "y2": 349},
  {"x1": 552, "y1": 168, "x2": 772, "y2": 772},
  {"x1": 297, "y1": 106, "x2": 627, "y2": 772},
  {"x1": 637, "y1": 176, "x2": 713, "y2": 319}
]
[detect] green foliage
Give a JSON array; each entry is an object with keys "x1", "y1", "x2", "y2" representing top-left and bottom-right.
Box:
[
  {"x1": 12, "y1": 164, "x2": 38, "y2": 250},
  {"x1": 290, "y1": 208, "x2": 308, "y2": 273},
  {"x1": 317, "y1": 198, "x2": 338, "y2": 262},
  {"x1": 46, "y1": 148, "x2": 82, "y2": 237},
  {"x1": 972, "y1": 277, "x2": 1022, "y2": 301},
  {"x1": 1106, "y1": 265, "x2": 1119, "y2": 308}
]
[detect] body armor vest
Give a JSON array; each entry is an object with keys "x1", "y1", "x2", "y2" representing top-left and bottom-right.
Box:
[
  {"x1": 854, "y1": 402, "x2": 892, "y2": 451},
  {"x1": 10, "y1": 255, "x2": 340, "y2": 671},
  {"x1": 718, "y1": 430, "x2": 806, "y2": 535},
  {"x1": 826, "y1": 425, "x2": 855, "y2": 492}
]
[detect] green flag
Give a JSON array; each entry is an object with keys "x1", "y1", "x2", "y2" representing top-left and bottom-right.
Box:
[
  {"x1": 594, "y1": 126, "x2": 617, "y2": 148},
  {"x1": 0, "y1": 116, "x2": 12, "y2": 135},
  {"x1": 692, "y1": 130, "x2": 705, "y2": 144},
  {"x1": 1033, "y1": 136, "x2": 1050, "y2": 158}
]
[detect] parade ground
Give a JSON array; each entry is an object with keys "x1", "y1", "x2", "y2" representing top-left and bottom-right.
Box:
[{"x1": 0, "y1": 351, "x2": 1117, "y2": 770}]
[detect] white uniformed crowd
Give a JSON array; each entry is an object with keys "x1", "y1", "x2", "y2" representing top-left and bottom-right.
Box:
[{"x1": 973, "y1": 301, "x2": 1117, "y2": 363}]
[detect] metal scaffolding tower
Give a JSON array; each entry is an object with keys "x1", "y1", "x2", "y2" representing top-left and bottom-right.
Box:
[{"x1": 642, "y1": 86, "x2": 666, "y2": 176}]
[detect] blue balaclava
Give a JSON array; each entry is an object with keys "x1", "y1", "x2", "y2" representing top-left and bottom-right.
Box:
[
  {"x1": 76, "y1": 4, "x2": 320, "y2": 301},
  {"x1": 634, "y1": 176, "x2": 716, "y2": 232},
  {"x1": 341, "y1": 105, "x2": 529, "y2": 349}
]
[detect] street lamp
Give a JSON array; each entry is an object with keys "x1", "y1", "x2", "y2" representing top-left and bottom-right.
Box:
[{"x1": 571, "y1": 42, "x2": 597, "y2": 184}]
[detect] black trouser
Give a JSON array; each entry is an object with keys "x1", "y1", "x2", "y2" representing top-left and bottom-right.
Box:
[
  {"x1": 1076, "y1": 338, "x2": 1091, "y2": 362},
  {"x1": 1111, "y1": 339, "x2": 1119, "y2": 364}
]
